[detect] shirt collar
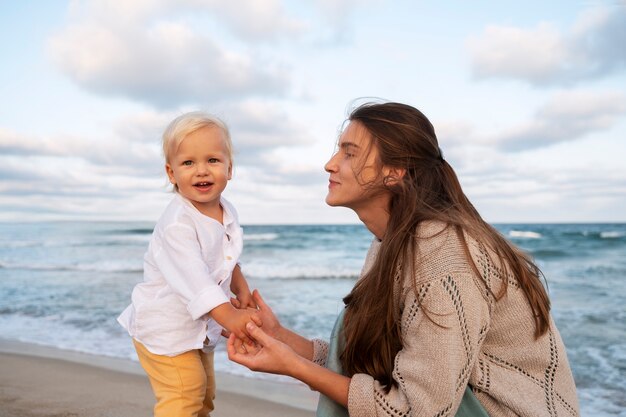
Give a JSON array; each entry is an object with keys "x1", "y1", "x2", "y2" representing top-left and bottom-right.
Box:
[{"x1": 176, "y1": 193, "x2": 234, "y2": 228}]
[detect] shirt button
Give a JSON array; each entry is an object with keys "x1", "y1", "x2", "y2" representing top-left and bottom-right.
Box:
[{"x1": 225, "y1": 256, "x2": 232, "y2": 260}]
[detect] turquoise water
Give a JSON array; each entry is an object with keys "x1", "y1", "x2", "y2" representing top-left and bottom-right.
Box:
[{"x1": 0, "y1": 222, "x2": 624, "y2": 416}]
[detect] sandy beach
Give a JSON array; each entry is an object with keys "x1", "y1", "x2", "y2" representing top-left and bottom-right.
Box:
[{"x1": 0, "y1": 339, "x2": 317, "y2": 417}]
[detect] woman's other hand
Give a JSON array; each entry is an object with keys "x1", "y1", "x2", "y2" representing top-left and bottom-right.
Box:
[
  {"x1": 252, "y1": 290, "x2": 283, "y2": 339},
  {"x1": 227, "y1": 322, "x2": 299, "y2": 376}
]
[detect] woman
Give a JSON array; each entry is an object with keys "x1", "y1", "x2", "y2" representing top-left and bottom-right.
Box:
[{"x1": 228, "y1": 102, "x2": 580, "y2": 416}]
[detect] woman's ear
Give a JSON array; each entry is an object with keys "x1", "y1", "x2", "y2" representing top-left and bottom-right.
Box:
[{"x1": 382, "y1": 166, "x2": 406, "y2": 186}]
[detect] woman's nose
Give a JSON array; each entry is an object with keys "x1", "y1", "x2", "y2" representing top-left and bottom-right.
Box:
[{"x1": 324, "y1": 153, "x2": 338, "y2": 173}]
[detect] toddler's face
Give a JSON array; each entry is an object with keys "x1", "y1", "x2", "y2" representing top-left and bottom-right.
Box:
[{"x1": 166, "y1": 126, "x2": 232, "y2": 218}]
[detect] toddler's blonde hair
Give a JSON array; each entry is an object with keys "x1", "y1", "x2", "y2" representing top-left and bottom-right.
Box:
[{"x1": 162, "y1": 111, "x2": 233, "y2": 164}]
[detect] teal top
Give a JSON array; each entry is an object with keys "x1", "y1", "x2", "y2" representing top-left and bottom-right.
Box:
[
  {"x1": 315, "y1": 310, "x2": 489, "y2": 417},
  {"x1": 316, "y1": 309, "x2": 348, "y2": 417}
]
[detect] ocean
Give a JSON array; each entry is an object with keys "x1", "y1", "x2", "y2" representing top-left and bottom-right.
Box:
[{"x1": 0, "y1": 221, "x2": 624, "y2": 416}]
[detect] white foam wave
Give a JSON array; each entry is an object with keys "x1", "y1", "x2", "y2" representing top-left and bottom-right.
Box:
[
  {"x1": 0, "y1": 240, "x2": 42, "y2": 248},
  {"x1": 244, "y1": 233, "x2": 279, "y2": 241},
  {"x1": 2, "y1": 258, "x2": 354, "y2": 279},
  {"x1": 0, "y1": 235, "x2": 150, "y2": 249},
  {"x1": 600, "y1": 231, "x2": 624, "y2": 239},
  {"x1": 0, "y1": 314, "x2": 133, "y2": 360},
  {"x1": 509, "y1": 230, "x2": 542, "y2": 239},
  {"x1": 243, "y1": 263, "x2": 358, "y2": 280},
  {"x1": 0, "y1": 260, "x2": 142, "y2": 273}
]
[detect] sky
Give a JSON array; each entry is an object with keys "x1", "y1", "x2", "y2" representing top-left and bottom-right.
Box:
[{"x1": 1, "y1": 0, "x2": 625, "y2": 225}]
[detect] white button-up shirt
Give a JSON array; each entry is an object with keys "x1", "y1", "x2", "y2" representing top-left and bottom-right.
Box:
[{"x1": 118, "y1": 194, "x2": 243, "y2": 356}]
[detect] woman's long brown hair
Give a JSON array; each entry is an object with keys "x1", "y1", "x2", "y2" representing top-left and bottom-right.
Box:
[{"x1": 339, "y1": 102, "x2": 551, "y2": 392}]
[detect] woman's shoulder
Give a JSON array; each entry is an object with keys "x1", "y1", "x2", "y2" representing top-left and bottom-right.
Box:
[
  {"x1": 415, "y1": 219, "x2": 450, "y2": 237},
  {"x1": 414, "y1": 221, "x2": 495, "y2": 264},
  {"x1": 411, "y1": 221, "x2": 471, "y2": 281},
  {"x1": 415, "y1": 220, "x2": 464, "y2": 259}
]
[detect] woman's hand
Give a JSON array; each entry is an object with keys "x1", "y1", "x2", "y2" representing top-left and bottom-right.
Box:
[
  {"x1": 221, "y1": 290, "x2": 279, "y2": 340},
  {"x1": 231, "y1": 290, "x2": 316, "y2": 362},
  {"x1": 230, "y1": 264, "x2": 256, "y2": 309},
  {"x1": 251, "y1": 290, "x2": 283, "y2": 339},
  {"x1": 227, "y1": 322, "x2": 300, "y2": 376},
  {"x1": 228, "y1": 321, "x2": 351, "y2": 407}
]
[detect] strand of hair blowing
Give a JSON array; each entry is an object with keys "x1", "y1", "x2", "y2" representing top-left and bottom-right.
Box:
[{"x1": 340, "y1": 102, "x2": 551, "y2": 393}]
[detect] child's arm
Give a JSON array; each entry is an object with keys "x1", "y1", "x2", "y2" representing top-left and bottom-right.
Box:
[{"x1": 230, "y1": 264, "x2": 255, "y2": 308}]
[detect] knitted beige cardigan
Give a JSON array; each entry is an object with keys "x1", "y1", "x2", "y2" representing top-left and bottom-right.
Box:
[{"x1": 312, "y1": 221, "x2": 580, "y2": 416}]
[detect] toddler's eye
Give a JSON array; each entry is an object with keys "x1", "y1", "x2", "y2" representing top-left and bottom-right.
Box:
[
  {"x1": 183, "y1": 160, "x2": 193, "y2": 166},
  {"x1": 208, "y1": 158, "x2": 219, "y2": 163}
]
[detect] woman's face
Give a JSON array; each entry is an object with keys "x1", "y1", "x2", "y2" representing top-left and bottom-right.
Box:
[{"x1": 324, "y1": 121, "x2": 383, "y2": 210}]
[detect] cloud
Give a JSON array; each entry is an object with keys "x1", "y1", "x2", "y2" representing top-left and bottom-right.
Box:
[
  {"x1": 432, "y1": 90, "x2": 625, "y2": 155},
  {"x1": 47, "y1": 0, "x2": 377, "y2": 108},
  {"x1": 218, "y1": 100, "x2": 314, "y2": 161},
  {"x1": 0, "y1": 127, "x2": 161, "y2": 175},
  {"x1": 112, "y1": 110, "x2": 174, "y2": 144},
  {"x1": 468, "y1": 6, "x2": 626, "y2": 85},
  {"x1": 315, "y1": 0, "x2": 376, "y2": 26},
  {"x1": 489, "y1": 90, "x2": 626, "y2": 151},
  {"x1": 440, "y1": 140, "x2": 626, "y2": 222},
  {"x1": 66, "y1": 0, "x2": 305, "y2": 40},
  {"x1": 0, "y1": 99, "x2": 316, "y2": 223},
  {"x1": 1, "y1": 99, "x2": 313, "y2": 172},
  {"x1": 192, "y1": 0, "x2": 305, "y2": 40},
  {"x1": 48, "y1": 1, "x2": 292, "y2": 108}
]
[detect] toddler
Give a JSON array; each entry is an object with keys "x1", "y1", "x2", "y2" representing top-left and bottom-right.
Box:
[{"x1": 118, "y1": 111, "x2": 258, "y2": 417}]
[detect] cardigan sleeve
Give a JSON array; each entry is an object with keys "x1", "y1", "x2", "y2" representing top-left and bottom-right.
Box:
[
  {"x1": 347, "y1": 271, "x2": 492, "y2": 416},
  {"x1": 312, "y1": 338, "x2": 329, "y2": 366}
]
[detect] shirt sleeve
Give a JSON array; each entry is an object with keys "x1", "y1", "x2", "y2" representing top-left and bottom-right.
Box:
[
  {"x1": 347, "y1": 272, "x2": 492, "y2": 416},
  {"x1": 152, "y1": 222, "x2": 230, "y2": 320}
]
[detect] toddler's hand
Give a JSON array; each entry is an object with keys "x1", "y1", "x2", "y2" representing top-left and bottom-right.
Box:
[
  {"x1": 236, "y1": 290, "x2": 256, "y2": 309},
  {"x1": 224, "y1": 307, "x2": 262, "y2": 342},
  {"x1": 230, "y1": 335, "x2": 262, "y2": 355},
  {"x1": 211, "y1": 303, "x2": 262, "y2": 343}
]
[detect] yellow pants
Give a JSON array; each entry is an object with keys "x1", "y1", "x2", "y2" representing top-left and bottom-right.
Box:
[{"x1": 133, "y1": 339, "x2": 216, "y2": 417}]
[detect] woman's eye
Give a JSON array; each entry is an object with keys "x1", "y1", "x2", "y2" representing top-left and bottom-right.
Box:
[
  {"x1": 182, "y1": 160, "x2": 193, "y2": 166},
  {"x1": 342, "y1": 145, "x2": 357, "y2": 159}
]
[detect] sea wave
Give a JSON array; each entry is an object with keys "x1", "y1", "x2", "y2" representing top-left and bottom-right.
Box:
[
  {"x1": 0, "y1": 236, "x2": 149, "y2": 249},
  {"x1": 244, "y1": 233, "x2": 279, "y2": 241},
  {"x1": 0, "y1": 240, "x2": 42, "y2": 249},
  {"x1": 599, "y1": 231, "x2": 624, "y2": 239},
  {"x1": 529, "y1": 249, "x2": 569, "y2": 259},
  {"x1": 246, "y1": 271, "x2": 358, "y2": 281},
  {"x1": 111, "y1": 228, "x2": 154, "y2": 235},
  {"x1": 0, "y1": 260, "x2": 358, "y2": 279},
  {"x1": 0, "y1": 261, "x2": 142, "y2": 273},
  {"x1": 509, "y1": 230, "x2": 542, "y2": 239}
]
